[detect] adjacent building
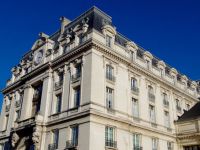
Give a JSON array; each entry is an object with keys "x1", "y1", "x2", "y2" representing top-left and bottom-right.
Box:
[{"x1": 0, "y1": 6, "x2": 199, "y2": 150}]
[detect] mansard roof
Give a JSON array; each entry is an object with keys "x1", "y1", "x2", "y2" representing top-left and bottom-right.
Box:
[
  {"x1": 177, "y1": 101, "x2": 200, "y2": 122},
  {"x1": 20, "y1": 6, "x2": 197, "y2": 88}
]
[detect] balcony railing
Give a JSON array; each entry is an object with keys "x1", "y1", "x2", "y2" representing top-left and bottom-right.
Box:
[
  {"x1": 148, "y1": 93, "x2": 155, "y2": 102},
  {"x1": 176, "y1": 106, "x2": 181, "y2": 112},
  {"x1": 131, "y1": 87, "x2": 139, "y2": 94},
  {"x1": 66, "y1": 140, "x2": 78, "y2": 149},
  {"x1": 48, "y1": 143, "x2": 57, "y2": 150},
  {"x1": 133, "y1": 146, "x2": 143, "y2": 150},
  {"x1": 106, "y1": 74, "x2": 115, "y2": 82},
  {"x1": 105, "y1": 140, "x2": 117, "y2": 149},
  {"x1": 54, "y1": 80, "x2": 63, "y2": 90},
  {"x1": 163, "y1": 99, "x2": 169, "y2": 107},
  {"x1": 71, "y1": 73, "x2": 81, "y2": 82},
  {"x1": 5, "y1": 104, "x2": 11, "y2": 112}
]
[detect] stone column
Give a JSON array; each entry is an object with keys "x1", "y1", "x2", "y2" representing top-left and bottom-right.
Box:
[
  {"x1": 20, "y1": 85, "x2": 34, "y2": 120},
  {"x1": 39, "y1": 70, "x2": 53, "y2": 122},
  {"x1": 62, "y1": 63, "x2": 71, "y2": 112}
]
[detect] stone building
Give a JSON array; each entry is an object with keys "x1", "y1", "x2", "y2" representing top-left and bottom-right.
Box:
[{"x1": 0, "y1": 6, "x2": 199, "y2": 150}]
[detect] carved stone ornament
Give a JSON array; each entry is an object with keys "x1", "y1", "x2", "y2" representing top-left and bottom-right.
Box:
[
  {"x1": 32, "y1": 131, "x2": 40, "y2": 149},
  {"x1": 82, "y1": 17, "x2": 89, "y2": 33},
  {"x1": 11, "y1": 132, "x2": 19, "y2": 147},
  {"x1": 46, "y1": 49, "x2": 52, "y2": 56}
]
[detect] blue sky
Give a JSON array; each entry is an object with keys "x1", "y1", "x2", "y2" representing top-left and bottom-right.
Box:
[{"x1": 0, "y1": 0, "x2": 200, "y2": 110}]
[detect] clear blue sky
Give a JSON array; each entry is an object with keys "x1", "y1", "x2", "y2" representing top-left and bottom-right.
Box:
[{"x1": 0, "y1": 0, "x2": 200, "y2": 109}]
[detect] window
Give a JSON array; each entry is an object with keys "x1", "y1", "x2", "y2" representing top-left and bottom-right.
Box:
[
  {"x1": 176, "y1": 99, "x2": 181, "y2": 112},
  {"x1": 106, "y1": 87, "x2": 114, "y2": 110},
  {"x1": 131, "y1": 78, "x2": 138, "y2": 92},
  {"x1": 163, "y1": 93, "x2": 169, "y2": 107},
  {"x1": 146, "y1": 60, "x2": 151, "y2": 70},
  {"x1": 71, "y1": 126, "x2": 79, "y2": 146},
  {"x1": 55, "y1": 94, "x2": 62, "y2": 113},
  {"x1": 152, "y1": 138, "x2": 158, "y2": 150},
  {"x1": 105, "y1": 126, "x2": 116, "y2": 148},
  {"x1": 106, "y1": 65, "x2": 114, "y2": 81},
  {"x1": 132, "y1": 98, "x2": 139, "y2": 118},
  {"x1": 106, "y1": 35, "x2": 112, "y2": 47},
  {"x1": 52, "y1": 129, "x2": 59, "y2": 149},
  {"x1": 160, "y1": 68, "x2": 164, "y2": 77},
  {"x1": 72, "y1": 64, "x2": 81, "y2": 81},
  {"x1": 133, "y1": 133, "x2": 141, "y2": 150},
  {"x1": 164, "y1": 111, "x2": 170, "y2": 128},
  {"x1": 148, "y1": 86, "x2": 155, "y2": 102},
  {"x1": 131, "y1": 51, "x2": 135, "y2": 62},
  {"x1": 73, "y1": 86, "x2": 80, "y2": 108},
  {"x1": 149, "y1": 105, "x2": 156, "y2": 123},
  {"x1": 167, "y1": 141, "x2": 173, "y2": 150}
]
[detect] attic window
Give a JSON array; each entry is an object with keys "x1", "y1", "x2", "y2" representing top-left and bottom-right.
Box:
[{"x1": 106, "y1": 35, "x2": 112, "y2": 47}]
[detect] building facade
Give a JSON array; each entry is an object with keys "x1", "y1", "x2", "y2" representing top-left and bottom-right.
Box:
[{"x1": 0, "y1": 7, "x2": 199, "y2": 150}]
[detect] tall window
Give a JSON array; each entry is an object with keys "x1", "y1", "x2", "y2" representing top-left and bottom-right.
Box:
[
  {"x1": 152, "y1": 138, "x2": 158, "y2": 150},
  {"x1": 149, "y1": 105, "x2": 156, "y2": 123},
  {"x1": 74, "y1": 86, "x2": 80, "y2": 108},
  {"x1": 176, "y1": 99, "x2": 181, "y2": 111},
  {"x1": 148, "y1": 86, "x2": 155, "y2": 102},
  {"x1": 163, "y1": 93, "x2": 169, "y2": 107},
  {"x1": 131, "y1": 51, "x2": 135, "y2": 62},
  {"x1": 75, "y1": 64, "x2": 81, "y2": 76},
  {"x1": 160, "y1": 68, "x2": 164, "y2": 77},
  {"x1": 133, "y1": 133, "x2": 141, "y2": 150},
  {"x1": 105, "y1": 126, "x2": 116, "y2": 148},
  {"x1": 131, "y1": 78, "x2": 138, "y2": 92},
  {"x1": 55, "y1": 94, "x2": 62, "y2": 113},
  {"x1": 132, "y1": 98, "x2": 139, "y2": 118},
  {"x1": 106, "y1": 65, "x2": 114, "y2": 81},
  {"x1": 71, "y1": 126, "x2": 79, "y2": 146},
  {"x1": 106, "y1": 35, "x2": 112, "y2": 47},
  {"x1": 52, "y1": 129, "x2": 59, "y2": 149},
  {"x1": 164, "y1": 111, "x2": 170, "y2": 128},
  {"x1": 167, "y1": 141, "x2": 173, "y2": 150},
  {"x1": 106, "y1": 87, "x2": 114, "y2": 109},
  {"x1": 146, "y1": 60, "x2": 151, "y2": 70}
]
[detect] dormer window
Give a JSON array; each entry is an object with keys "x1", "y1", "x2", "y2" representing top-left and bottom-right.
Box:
[
  {"x1": 106, "y1": 35, "x2": 112, "y2": 47},
  {"x1": 146, "y1": 60, "x2": 150, "y2": 70}
]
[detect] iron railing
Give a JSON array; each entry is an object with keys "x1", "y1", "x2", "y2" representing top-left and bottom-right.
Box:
[
  {"x1": 66, "y1": 140, "x2": 78, "y2": 149},
  {"x1": 105, "y1": 140, "x2": 117, "y2": 148},
  {"x1": 48, "y1": 143, "x2": 57, "y2": 150}
]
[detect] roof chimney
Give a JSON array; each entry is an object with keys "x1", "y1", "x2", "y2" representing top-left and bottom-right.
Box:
[{"x1": 60, "y1": 16, "x2": 71, "y2": 34}]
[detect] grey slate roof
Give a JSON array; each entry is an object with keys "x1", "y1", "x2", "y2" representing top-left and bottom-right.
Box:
[{"x1": 177, "y1": 101, "x2": 200, "y2": 122}]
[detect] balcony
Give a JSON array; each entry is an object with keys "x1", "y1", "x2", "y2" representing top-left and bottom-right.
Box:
[
  {"x1": 106, "y1": 74, "x2": 115, "y2": 83},
  {"x1": 71, "y1": 73, "x2": 81, "y2": 82},
  {"x1": 5, "y1": 104, "x2": 11, "y2": 112},
  {"x1": 163, "y1": 99, "x2": 169, "y2": 108},
  {"x1": 48, "y1": 143, "x2": 57, "y2": 150},
  {"x1": 105, "y1": 140, "x2": 117, "y2": 149},
  {"x1": 131, "y1": 87, "x2": 139, "y2": 95},
  {"x1": 148, "y1": 93, "x2": 155, "y2": 103},
  {"x1": 65, "y1": 140, "x2": 78, "y2": 149},
  {"x1": 133, "y1": 146, "x2": 143, "y2": 150},
  {"x1": 14, "y1": 117, "x2": 35, "y2": 129},
  {"x1": 54, "y1": 80, "x2": 63, "y2": 90}
]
